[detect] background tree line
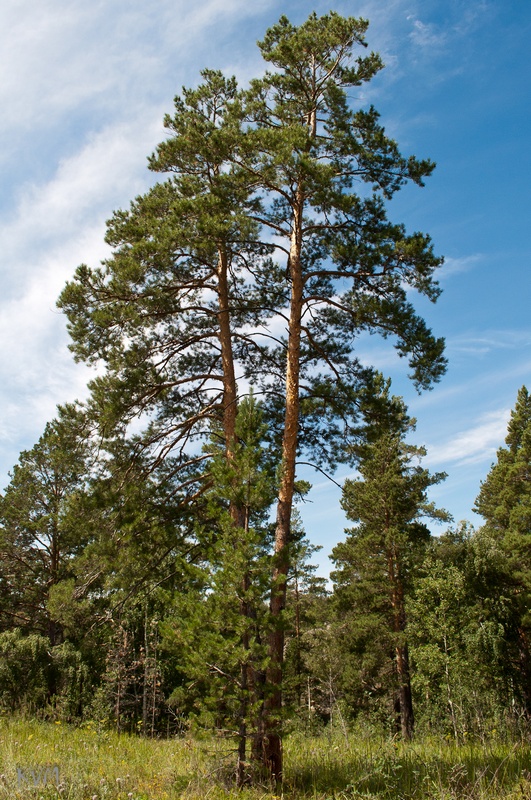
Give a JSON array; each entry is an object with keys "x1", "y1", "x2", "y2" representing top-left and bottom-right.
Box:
[
  {"x1": 1, "y1": 385, "x2": 530, "y2": 760},
  {"x1": 0, "y1": 10, "x2": 529, "y2": 787}
]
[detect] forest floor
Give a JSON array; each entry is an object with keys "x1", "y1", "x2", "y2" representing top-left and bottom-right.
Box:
[{"x1": 0, "y1": 717, "x2": 530, "y2": 799}]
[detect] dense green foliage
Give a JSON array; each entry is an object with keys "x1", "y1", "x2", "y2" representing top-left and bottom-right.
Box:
[
  {"x1": 331, "y1": 382, "x2": 449, "y2": 740},
  {"x1": 474, "y1": 386, "x2": 531, "y2": 716}
]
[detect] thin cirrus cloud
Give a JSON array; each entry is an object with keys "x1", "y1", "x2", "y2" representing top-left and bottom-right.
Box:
[
  {"x1": 408, "y1": 18, "x2": 448, "y2": 50},
  {"x1": 407, "y1": 2, "x2": 492, "y2": 52},
  {"x1": 0, "y1": 0, "x2": 272, "y2": 169},
  {"x1": 0, "y1": 119, "x2": 163, "y2": 473},
  {"x1": 0, "y1": 3, "x2": 145, "y2": 140},
  {"x1": 427, "y1": 408, "x2": 510, "y2": 467},
  {"x1": 448, "y1": 330, "x2": 531, "y2": 357},
  {"x1": 439, "y1": 254, "x2": 481, "y2": 280}
]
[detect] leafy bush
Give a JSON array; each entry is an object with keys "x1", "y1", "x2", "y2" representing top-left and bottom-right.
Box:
[{"x1": 0, "y1": 629, "x2": 51, "y2": 712}]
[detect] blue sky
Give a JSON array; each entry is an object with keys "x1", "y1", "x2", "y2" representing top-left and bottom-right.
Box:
[{"x1": 1, "y1": 0, "x2": 530, "y2": 576}]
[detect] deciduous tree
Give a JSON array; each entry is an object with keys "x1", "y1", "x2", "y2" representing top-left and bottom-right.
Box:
[{"x1": 409, "y1": 525, "x2": 522, "y2": 738}]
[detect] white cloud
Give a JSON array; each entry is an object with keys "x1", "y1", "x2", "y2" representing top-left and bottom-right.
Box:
[
  {"x1": 0, "y1": 115, "x2": 162, "y2": 292},
  {"x1": 0, "y1": 0, "x2": 274, "y2": 177},
  {"x1": 427, "y1": 408, "x2": 509, "y2": 467},
  {"x1": 407, "y1": 1, "x2": 492, "y2": 53},
  {"x1": 440, "y1": 254, "x2": 481, "y2": 279},
  {"x1": 449, "y1": 329, "x2": 531, "y2": 357},
  {"x1": 408, "y1": 18, "x2": 448, "y2": 50},
  {"x1": 0, "y1": 115, "x2": 165, "y2": 481},
  {"x1": 454, "y1": 2, "x2": 494, "y2": 37}
]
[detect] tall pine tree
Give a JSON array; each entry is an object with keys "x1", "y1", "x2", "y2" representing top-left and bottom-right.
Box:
[
  {"x1": 236, "y1": 14, "x2": 446, "y2": 776},
  {"x1": 58, "y1": 70, "x2": 278, "y2": 512}
]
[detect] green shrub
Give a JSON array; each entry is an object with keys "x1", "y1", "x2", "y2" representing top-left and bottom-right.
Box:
[{"x1": 0, "y1": 629, "x2": 51, "y2": 712}]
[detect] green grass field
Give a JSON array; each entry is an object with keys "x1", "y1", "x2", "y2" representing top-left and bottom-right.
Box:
[{"x1": 0, "y1": 717, "x2": 530, "y2": 799}]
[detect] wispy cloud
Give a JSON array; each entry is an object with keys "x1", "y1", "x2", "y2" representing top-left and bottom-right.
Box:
[
  {"x1": 440, "y1": 254, "x2": 481, "y2": 280},
  {"x1": 0, "y1": 117, "x2": 161, "y2": 292},
  {"x1": 449, "y1": 329, "x2": 531, "y2": 357},
  {"x1": 407, "y1": 2, "x2": 492, "y2": 52},
  {"x1": 427, "y1": 408, "x2": 509, "y2": 467},
  {"x1": 0, "y1": 0, "x2": 269, "y2": 121},
  {"x1": 0, "y1": 116, "x2": 164, "y2": 477},
  {"x1": 408, "y1": 18, "x2": 448, "y2": 50}
]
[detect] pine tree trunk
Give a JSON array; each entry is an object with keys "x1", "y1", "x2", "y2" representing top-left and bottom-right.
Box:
[
  {"x1": 237, "y1": 540, "x2": 252, "y2": 787},
  {"x1": 237, "y1": 658, "x2": 248, "y2": 786},
  {"x1": 142, "y1": 612, "x2": 149, "y2": 734},
  {"x1": 263, "y1": 190, "x2": 304, "y2": 785},
  {"x1": 517, "y1": 627, "x2": 531, "y2": 717},
  {"x1": 396, "y1": 642, "x2": 414, "y2": 740},
  {"x1": 217, "y1": 245, "x2": 239, "y2": 458},
  {"x1": 294, "y1": 573, "x2": 303, "y2": 707}
]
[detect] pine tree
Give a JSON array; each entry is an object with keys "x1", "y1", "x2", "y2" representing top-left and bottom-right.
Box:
[
  {"x1": 236, "y1": 14, "x2": 446, "y2": 776},
  {"x1": 331, "y1": 382, "x2": 448, "y2": 739},
  {"x1": 283, "y1": 510, "x2": 327, "y2": 720},
  {"x1": 58, "y1": 70, "x2": 278, "y2": 508},
  {"x1": 162, "y1": 394, "x2": 276, "y2": 785},
  {"x1": 57, "y1": 77, "x2": 282, "y2": 758},
  {"x1": 0, "y1": 405, "x2": 94, "y2": 646},
  {"x1": 475, "y1": 385, "x2": 531, "y2": 713},
  {"x1": 475, "y1": 386, "x2": 531, "y2": 544}
]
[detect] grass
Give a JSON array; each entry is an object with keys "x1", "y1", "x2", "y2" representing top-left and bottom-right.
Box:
[
  {"x1": 0, "y1": 717, "x2": 530, "y2": 799},
  {"x1": 285, "y1": 731, "x2": 531, "y2": 798}
]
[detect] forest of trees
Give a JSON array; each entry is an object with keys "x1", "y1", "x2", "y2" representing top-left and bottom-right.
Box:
[{"x1": 1, "y1": 10, "x2": 529, "y2": 788}]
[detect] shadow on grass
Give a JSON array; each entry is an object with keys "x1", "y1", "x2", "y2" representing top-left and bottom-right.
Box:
[{"x1": 285, "y1": 737, "x2": 531, "y2": 799}]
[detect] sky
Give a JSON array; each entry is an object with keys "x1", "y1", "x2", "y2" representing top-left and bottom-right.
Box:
[{"x1": 1, "y1": 0, "x2": 530, "y2": 577}]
